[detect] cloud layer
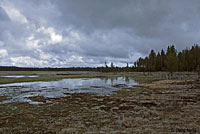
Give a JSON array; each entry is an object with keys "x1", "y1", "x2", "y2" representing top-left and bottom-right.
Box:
[{"x1": 0, "y1": 0, "x2": 200, "y2": 67}]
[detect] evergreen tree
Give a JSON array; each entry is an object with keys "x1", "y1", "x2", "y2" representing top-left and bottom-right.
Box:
[
  {"x1": 155, "y1": 52, "x2": 162, "y2": 71},
  {"x1": 149, "y1": 49, "x2": 156, "y2": 71},
  {"x1": 125, "y1": 63, "x2": 130, "y2": 72},
  {"x1": 105, "y1": 62, "x2": 108, "y2": 68},
  {"x1": 160, "y1": 49, "x2": 165, "y2": 70},
  {"x1": 133, "y1": 44, "x2": 200, "y2": 73},
  {"x1": 111, "y1": 62, "x2": 114, "y2": 68},
  {"x1": 110, "y1": 62, "x2": 115, "y2": 72},
  {"x1": 165, "y1": 45, "x2": 178, "y2": 75}
]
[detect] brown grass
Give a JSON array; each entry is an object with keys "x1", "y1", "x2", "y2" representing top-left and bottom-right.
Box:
[{"x1": 137, "y1": 79, "x2": 196, "y2": 89}]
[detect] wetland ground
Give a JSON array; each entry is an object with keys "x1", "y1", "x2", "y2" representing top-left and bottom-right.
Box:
[{"x1": 0, "y1": 71, "x2": 199, "y2": 133}]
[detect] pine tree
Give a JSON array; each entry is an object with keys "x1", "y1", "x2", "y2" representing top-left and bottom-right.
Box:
[
  {"x1": 155, "y1": 52, "x2": 162, "y2": 71},
  {"x1": 165, "y1": 45, "x2": 178, "y2": 75},
  {"x1": 161, "y1": 49, "x2": 165, "y2": 71},
  {"x1": 149, "y1": 49, "x2": 156, "y2": 71},
  {"x1": 133, "y1": 44, "x2": 200, "y2": 73},
  {"x1": 111, "y1": 62, "x2": 114, "y2": 68},
  {"x1": 105, "y1": 62, "x2": 108, "y2": 68}
]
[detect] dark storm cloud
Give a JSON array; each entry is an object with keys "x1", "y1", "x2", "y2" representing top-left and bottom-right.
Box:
[
  {"x1": 0, "y1": 0, "x2": 200, "y2": 67},
  {"x1": 56, "y1": 0, "x2": 200, "y2": 49}
]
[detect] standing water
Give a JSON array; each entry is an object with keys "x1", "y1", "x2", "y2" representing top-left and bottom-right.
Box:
[{"x1": 0, "y1": 77, "x2": 138, "y2": 104}]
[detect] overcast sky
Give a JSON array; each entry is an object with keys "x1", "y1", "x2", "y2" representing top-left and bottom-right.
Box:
[{"x1": 0, "y1": 0, "x2": 200, "y2": 67}]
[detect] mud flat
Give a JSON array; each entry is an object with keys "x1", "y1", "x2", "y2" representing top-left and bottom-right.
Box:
[{"x1": 0, "y1": 72, "x2": 200, "y2": 133}]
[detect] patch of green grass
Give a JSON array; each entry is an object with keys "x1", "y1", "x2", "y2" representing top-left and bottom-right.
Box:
[
  {"x1": 130, "y1": 73, "x2": 162, "y2": 84},
  {"x1": 0, "y1": 71, "x2": 121, "y2": 84},
  {"x1": 0, "y1": 71, "x2": 158, "y2": 84}
]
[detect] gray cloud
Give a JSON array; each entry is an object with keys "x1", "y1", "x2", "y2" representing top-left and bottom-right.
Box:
[
  {"x1": 0, "y1": 7, "x2": 9, "y2": 21},
  {"x1": 0, "y1": 0, "x2": 200, "y2": 67}
]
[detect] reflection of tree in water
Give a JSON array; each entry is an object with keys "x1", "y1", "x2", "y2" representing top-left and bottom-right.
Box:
[
  {"x1": 103, "y1": 77, "x2": 108, "y2": 84},
  {"x1": 101, "y1": 77, "x2": 118, "y2": 85},
  {"x1": 100, "y1": 77, "x2": 132, "y2": 85},
  {"x1": 110, "y1": 78, "x2": 114, "y2": 84},
  {"x1": 99, "y1": 77, "x2": 110, "y2": 84},
  {"x1": 100, "y1": 77, "x2": 104, "y2": 81},
  {"x1": 125, "y1": 77, "x2": 130, "y2": 83},
  {"x1": 109, "y1": 77, "x2": 119, "y2": 84}
]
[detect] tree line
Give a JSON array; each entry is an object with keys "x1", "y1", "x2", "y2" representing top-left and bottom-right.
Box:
[
  {"x1": 0, "y1": 44, "x2": 200, "y2": 73},
  {"x1": 133, "y1": 44, "x2": 200, "y2": 73},
  {"x1": 0, "y1": 66, "x2": 97, "y2": 71},
  {"x1": 96, "y1": 62, "x2": 132, "y2": 72}
]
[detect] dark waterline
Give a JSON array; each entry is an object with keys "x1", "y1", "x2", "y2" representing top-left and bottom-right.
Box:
[{"x1": 0, "y1": 75, "x2": 39, "y2": 78}]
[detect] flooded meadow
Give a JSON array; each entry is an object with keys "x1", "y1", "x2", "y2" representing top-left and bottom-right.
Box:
[
  {"x1": 0, "y1": 71, "x2": 199, "y2": 133},
  {"x1": 0, "y1": 77, "x2": 138, "y2": 104}
]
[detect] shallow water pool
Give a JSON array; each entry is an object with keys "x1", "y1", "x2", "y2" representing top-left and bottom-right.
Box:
[{"x1": 0, "y1": 77, "x2": 138, "y2": 104}]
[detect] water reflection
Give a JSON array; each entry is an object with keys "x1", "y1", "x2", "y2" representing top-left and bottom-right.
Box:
[{"x1": 0, "y1": 77, "x2": 137, "y2": 104}]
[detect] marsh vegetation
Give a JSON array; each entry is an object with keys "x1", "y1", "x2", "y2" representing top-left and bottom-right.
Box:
[{"x1": 0, "y1": 71, "x2": 199, "y2": 133}]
